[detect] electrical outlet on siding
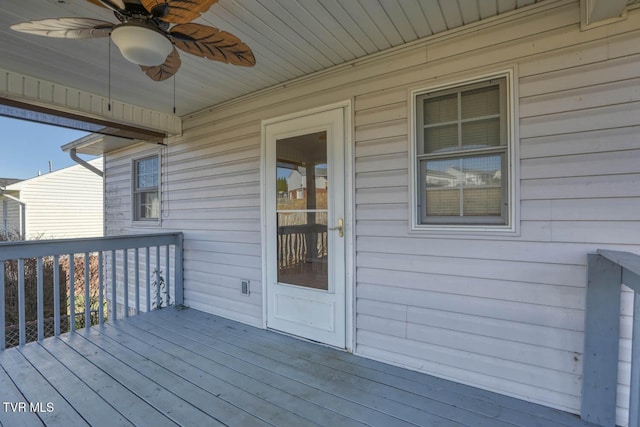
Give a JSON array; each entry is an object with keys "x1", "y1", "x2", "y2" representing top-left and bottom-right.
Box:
[{"x1": 241, "y1": 280, "x2": 250, "y2": 296}]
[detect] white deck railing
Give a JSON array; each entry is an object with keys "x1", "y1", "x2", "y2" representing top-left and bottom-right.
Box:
[
  {"x1": 582, "y1": 250, "x2": 640, "y2": 427},
  {"x1": 0, "y1": 233, "x2": 183, "y2": 350}
]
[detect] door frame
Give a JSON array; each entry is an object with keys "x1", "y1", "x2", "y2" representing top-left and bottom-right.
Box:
[{"x1": 260, "y1": 100, "x2": 354, "y2": 352}]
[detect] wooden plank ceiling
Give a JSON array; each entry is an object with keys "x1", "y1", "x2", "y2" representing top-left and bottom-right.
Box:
[{"x1": 0, "y1": 0, "x2": 544, "y2": 116}]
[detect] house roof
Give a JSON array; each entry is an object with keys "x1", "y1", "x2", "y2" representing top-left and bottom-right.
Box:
[
  {"x1": 61, "y1": 133, "x2": 144, "y2": 156},
  {"x1": 4, "y1": 157, "x2": 103, "y2": 190},
  {"x1": 0, "y1": 178, "x2": 21, "y2": 188}
]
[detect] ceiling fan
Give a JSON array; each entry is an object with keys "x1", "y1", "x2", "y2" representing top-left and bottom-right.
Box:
[{"x1": 11, "y1": 0, "x2": 255, "y2": 81}]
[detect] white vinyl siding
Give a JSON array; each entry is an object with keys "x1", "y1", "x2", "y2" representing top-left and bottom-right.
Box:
[
  {"x1": 4, "y1": 158, "x2": 104, "y2": 240},
  {"x1": 103, "y1": 2, "x2": 640, "y2": 425},
  {"x1": 105, "y1": 139, "x2": 263, "y2": 327}
]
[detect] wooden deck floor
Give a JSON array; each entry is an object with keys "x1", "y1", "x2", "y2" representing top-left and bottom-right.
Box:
[{"x1": 0, "y1": 307, "x2": 596, "y2": 427}]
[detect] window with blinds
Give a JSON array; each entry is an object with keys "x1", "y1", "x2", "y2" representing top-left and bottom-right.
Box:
[
  {"x1": 133, "y1": 155, "x2": 160, "y2": 221},
  {"x1": 415, "y1": 77, "x2": 510, "y2": 226}
]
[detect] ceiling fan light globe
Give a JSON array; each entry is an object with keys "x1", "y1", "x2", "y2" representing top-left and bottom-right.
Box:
[{"x1": 111, "y1": 24, "x2": 172, "y2": 66}]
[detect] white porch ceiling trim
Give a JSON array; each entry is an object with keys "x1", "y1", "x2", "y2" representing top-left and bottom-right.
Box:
[{"x1": 0, "y1": 67, "x2": 182, "y2": 136}]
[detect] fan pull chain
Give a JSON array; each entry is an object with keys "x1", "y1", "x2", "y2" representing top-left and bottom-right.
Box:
[
  {"x1": 173, "y1": 75, "x2": 176, "y2": 115},
  {"x1": 107, "y1": 36, "x2": 112, "y2": 112}
]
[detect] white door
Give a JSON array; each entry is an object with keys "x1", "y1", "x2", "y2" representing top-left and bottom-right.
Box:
[{"x1": 265, "y1": 107, "x2": 346, "y2": 348}]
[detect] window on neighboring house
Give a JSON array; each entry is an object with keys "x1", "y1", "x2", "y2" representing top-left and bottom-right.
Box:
[
  {"x1": 414, "y1": 74, "x2": 512, "y2": 228},
  {"x1": 133, "y1": 155, "x2": 160, "y2": 221}
]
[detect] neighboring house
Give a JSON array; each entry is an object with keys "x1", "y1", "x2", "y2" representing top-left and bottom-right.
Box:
[
  {"x1": 286, "y1": 167, "x2": 328, "y2": 200},
  {"x1": 0, "y1": 158, "x2": 104, "y2": 239},
  {"x1": 4, "y1": 1, "x2": 640, "y2": 426}
]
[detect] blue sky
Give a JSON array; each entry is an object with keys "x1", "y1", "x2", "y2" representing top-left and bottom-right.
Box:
[{"x1": 0, "y1": 116, "x2": 93, "y2": 180}]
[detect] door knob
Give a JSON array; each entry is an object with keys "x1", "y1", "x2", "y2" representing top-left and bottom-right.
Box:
[{"x1": 329, "y1": 218, "x2": 344, "y2": 238}]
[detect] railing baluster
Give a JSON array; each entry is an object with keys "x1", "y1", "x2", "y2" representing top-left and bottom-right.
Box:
[
  {"x1": 37, "y1": 257, "x2": 43, "y2": 342},
  {"x1": 123, "y1": 249, "x2": 128, "y2": 318},
  {"x1": 84, "y1": 252, "x2": 90, "y2": 329},
  {"x1": 165, "y1": 245, "x2": 170, "y2": 306},
  {"x1": 53, "y1": 255, "x2": 60, "y2": 336},
  {"x1": 69, "y1": 254, "x2": 75, "y2": 333},
  {"x1": 630, "y1": 291, "x2": 640, "y2": 427},
  {"x1": 0, "y1": 260, "x2": 5, "y2": 350},
  {"x1": 175, "y1": 234, "x2": 183, "y2": 306},
  {"x1": 111, "y1": 250, "x2": 116, "y2": 322},
  {"x1": 145, "y1": 247, "x2": 151, "y2": 312},
  {"x1": 155, "y1": 246, "x2": 160, "y2": 309},
  {"x1": 134, "y1": 248, "x2": 140, "y2": 315},
  {"x1": 98, "y1": 252, "x2": 104, "y2": 325},
  {"x1": 18, "y1": 259, "x2": 25, "y2": 346}
]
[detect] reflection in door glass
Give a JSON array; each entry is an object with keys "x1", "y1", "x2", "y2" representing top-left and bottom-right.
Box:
[{"x1": 276, "y1": 131, "x2": 329, "y2": 290}]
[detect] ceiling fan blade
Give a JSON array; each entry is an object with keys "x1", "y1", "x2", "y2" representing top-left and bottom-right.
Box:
[
  {"x1": 140, "y1": 0, "x2": 218, "y2": 24},
  {"x1": 10, "y1": 18, "x2": 114, "y2": 39},
  {"x1": 140, "y1": 47, "x2": 181, "y2": 81},
  {"x1": 87, "y1": 0, "x2": 126, "y2": 12},
  {"x1": 170, "y1": 23, "x2": 255, "y2": 67},
  {"x1": 85, "y1": 0, "x2": 108, "y2": 8}
]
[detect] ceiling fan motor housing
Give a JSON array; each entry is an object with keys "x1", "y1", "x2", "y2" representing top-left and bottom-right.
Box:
[{"x1": 110, "y1": 21, "x2": 172, "y2": 66}]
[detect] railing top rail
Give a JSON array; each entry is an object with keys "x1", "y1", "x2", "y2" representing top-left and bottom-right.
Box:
[
  {"x1": 597, "y1": 249, "x2": 640, "y2": 293},
  {"x1": 0, "y1": 232, "x2": 183, "y2": 261}
]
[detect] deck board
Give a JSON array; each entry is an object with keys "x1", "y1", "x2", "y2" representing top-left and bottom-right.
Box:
[
  {"x1": 169, "y1": 308, "x2": 591, "y2": 427},
  {"x1": 139, "y1": 309, "x2": 501, "y2": 426},
  {"x1": 0, "y1": 345, "x2": 87, "y2": 426},
  {"x1": 154, "y1": 307, "x2": 591, "y2": 427},
  {"x1": 103, "y1": 320, "x2": 369, "y2": 427},
  {"x1": 0, "y1": 360, "x2": 44, "y2": 427},
  {"x1": 92, "y1": 324, "x2": 310, "y2": 427},
  {"x1": 174, "y1": 308, "x2": 591, "y2": 427},
  {"x1": 0, "y1": 307, "x2": 597, "y2": 427},
  {"x1": 16, "y1": 343, "x2": 131, "y2": 427},
  {"x1": 125, "y1": 314, "x2": 447, "y2": 426},
  {"x1": 57, "y1": 332, "x2": 221, "y2": 427},
  {"x1": 39, "y1": 338, "x2": 175, "y2": 427}
]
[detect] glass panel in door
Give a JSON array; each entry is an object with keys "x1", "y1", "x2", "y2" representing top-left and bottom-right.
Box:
[{"x1": 275, "y1": 131, "x2": 328, "y2": 290}]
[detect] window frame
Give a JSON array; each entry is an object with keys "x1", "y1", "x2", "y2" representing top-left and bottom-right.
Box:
[
  {"x1": 409, "y1": 69, "x2": 518, "y2": 234},
  {"x1": 132, "y1": 153, "x2": 161, "y2": 224}
]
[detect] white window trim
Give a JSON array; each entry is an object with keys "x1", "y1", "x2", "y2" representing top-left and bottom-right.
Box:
[
  {"x1": 131, "y1": 152, "x2": 162, "y2": 226},
  {"x1": 409, "y1": 68, "x2": 519, "y2": 235}
]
